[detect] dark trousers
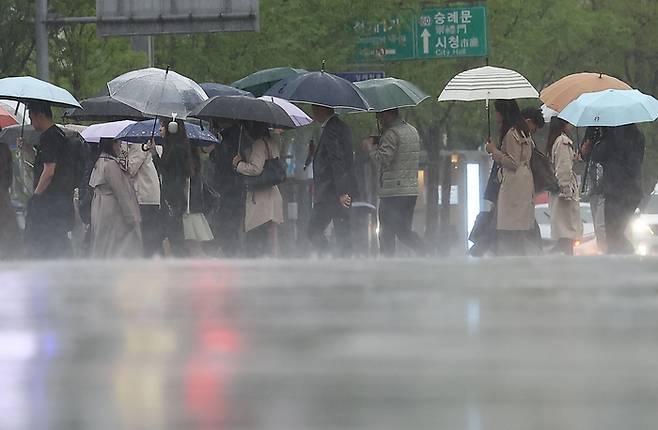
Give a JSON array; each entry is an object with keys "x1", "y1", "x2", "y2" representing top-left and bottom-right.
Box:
[
  {"x1": 308, "y1": 200, "x2": 352, "y2": 257},
  {"x1": 378, "y1": 196, "x2": 425, "y2": 257},
  {"x1": 25, "y1": 195, "x2": 72, "y2": 259},
  {"x1": 245, "y1": 221, "x2": 273, "y2": 258},
  {"x1": 211, "y1": 192, "x2": 244, "y2": 257},
  {"x1": 140, "y1": 204, "x2": 162, "y2": 257},
  {"x1": 604, "y1": 194, "x2": 637, "y2": 255}
]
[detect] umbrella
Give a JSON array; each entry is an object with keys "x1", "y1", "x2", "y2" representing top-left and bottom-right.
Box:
[
  {"x1": 0, "y1": 101, "x2": 29, "y2": 125},
  {"x1": 540, "y1": 72, "x2": 631, "y2": 112},
  {"x1": 439, "y1": 66, "x2": 539, "y2": 102},
  {"x1": 265, "y1": 71, "x2": 370, "y2": 110},
  {"x1": 232, "y1": 67, "x2": 307, "y2": 97},
  {"x1": 189, "y1": 95, "x2": 297, "y2": 129},
  {"x1": 107, "y1": 67, "x2": 208, "y2": 119},
  {"x1": 558, "y1": 89, "x2": 658, "y2": 127},
  {"x1": 438, "y1": 65, "x2": 539, "y2": 137},
  {"x1": 200, "y1": 83, "x2": 253, "y2": 98},
  {"x1": 355, "y1": 77, "x2": 429, "y2": 112},
  {"x1": 258, "y1": 95, "x2": 313, "y2": 127},
  {"x1": 63, "y1": 96, "x2": 145, "y2": 122},
  {"x1": 0, "y1": 105, "x2": 19, "y2": 128},
  {"x1": 0, "y1": 76, "x2": 81, "y2": 108},
  {"x1": 116, "y1": 119, "x2": 220, "y2": 147},
  {"x1": 81, "y1": 120, "x2": 137, "y2": 143}
]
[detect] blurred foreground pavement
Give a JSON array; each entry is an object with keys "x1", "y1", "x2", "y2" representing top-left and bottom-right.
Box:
[{"x1": 1, "y1": 256, "x2": 658, "y2": 430}]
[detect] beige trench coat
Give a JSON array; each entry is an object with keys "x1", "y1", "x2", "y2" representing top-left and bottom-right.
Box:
[
  {"x1": 236, "y1": 137, "x2": 284, "y2": 232},
  {"x1": 492, "y1": 128, "x2": 535, "y2": 231},
  {"x1": 549, "y1": 133, "x2": 583, "y2": 240},
  {"x1": 89, "y1": 155, "x2": 143, "y2": 258}
]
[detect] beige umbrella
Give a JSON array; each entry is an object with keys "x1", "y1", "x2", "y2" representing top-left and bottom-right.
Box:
[{"x1": 540, "y1": 72, "x2": 631, "y2": 112}]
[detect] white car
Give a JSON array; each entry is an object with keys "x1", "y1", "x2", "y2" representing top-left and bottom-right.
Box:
[{"x1": 535, "y1": 202, "x2": 597, "y2": 253}]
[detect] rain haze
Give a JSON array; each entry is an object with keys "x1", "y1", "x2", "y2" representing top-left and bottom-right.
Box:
[{"x1": 1, "y1": 1, "x2": 658, "y2": 429}]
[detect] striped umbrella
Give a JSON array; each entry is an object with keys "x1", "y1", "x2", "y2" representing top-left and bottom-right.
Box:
[
  {"x1": 438, "y1": 66, "x2": 538, "y2": 102},
  {"x1": 438, "y1": 66, "x2": 539, "y2": 137}
]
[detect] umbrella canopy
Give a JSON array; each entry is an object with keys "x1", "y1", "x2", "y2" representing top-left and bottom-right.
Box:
[
  {"x1": 200, "y1": 83, "x2": 253, "y2": 98},
  {"x1": 81, "y1": 120, "x2": 137, "y2": 143},
  {"x1": 438, "y1": 66, "x2": 539, "y2": 101},
  {"x1": 258, "y1": 95, "x2": 313, "y2": 127},
  {"x1": 107, "y1": 67, "x2": 208, "y2": 119},
  {"x1": 0, "y1": 101, "x2": 29, "y2": 125},
  {"x1": 0, "y1": 76, "x2": 81, "y2": 108},
  {"x1": 116, "y1": 119, "x2": 220, "y2": 147},
  {"x1": 232, "y1": 67, "x2": 307, "y2": 97},
  {"x1": 558, "y1": 89, "x2": 658, "y2": 127},
  {"x1": 0, "y1": 105, "x2": 19, "y2": 128},
  {"x1": 355, "y1": 77, "x2": 429, "y2": 112},
  {"x1": 265, "y1": 71, "x2": 370, "y2": 110},
  {"x1": 190, "y1": 95, "x2": 297, "y2": 129},
  {"x1": 63, "y1": 96, "x2": 145, "y2": 122},
  {"x1": 540, "y1": 72, "x2": 631, "y2": 112}
]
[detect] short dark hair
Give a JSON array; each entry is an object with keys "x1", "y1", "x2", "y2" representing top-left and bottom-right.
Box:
[
  {"x1": 521, "y1": 107, "x2": 545, "y2": 130},
  {"x1": 27, "y1": 101, "x2": 53, "y2": 119}
]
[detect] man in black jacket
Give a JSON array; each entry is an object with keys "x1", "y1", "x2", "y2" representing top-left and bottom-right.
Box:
[
  {"x1": 586, "y1": 124, "x2": 645, "y2": 254},
  {"x1": 307, "y1": 105, "x2": 356, "y2": 256}
]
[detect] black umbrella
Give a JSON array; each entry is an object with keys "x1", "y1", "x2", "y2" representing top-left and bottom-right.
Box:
[
  {"x1": 200, "y1": 83, "x2": 253, "y2": 98},
  {"x1": 189, "y1": 95, "x2": 296, "y2": 129},
  {"x1": 264, "y1": 70, "x2": 370, "y2": 110},
  {"x1": 63, "y1": 96, "x2": 145, "y2": 122}
]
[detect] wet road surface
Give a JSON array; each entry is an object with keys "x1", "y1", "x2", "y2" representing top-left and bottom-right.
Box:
[{"x1": 1, "y1": 256, "x2": 658, "y2": 429}]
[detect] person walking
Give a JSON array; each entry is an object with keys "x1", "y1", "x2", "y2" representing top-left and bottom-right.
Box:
[
  {"x1": 485, "y1": 100, "x2": 535, "y2": 256},
  {"x1": 233, "y1": 121, "x2": 283, "y2": 257},
  {"x1": 0, "y1": 138, "x2": 21, "y2": 259},
  {"x1": 208, "y1": 121, "x2": 245, "y2": 257},
  {"x1": 22, "y1": 102, "x2": 74, "y2": 259},
  {"x1": 580, "y1": 126, "x2": 606, "y2": 252},
  {"x1": 546, "y1": 117, "x2": 583, "y2": 255},
  {"x1": 361, "y1": 108, "x2": 425, "y2": 256},
  {"x1": 183, "y1": 142, "x2": 214, "y2": 256},
  {"x1": 89, "y1": 138, "x2": 142, "y2": 258},
  {"x1": 306, "y1": 105, "x2": 356, "y2": 257},
  {"x1": 589, "y1": 124, "x2": 645, "y2": 254},
  {"x1": 151, "y1": 118, "x2": 192, "y2": 257},
  {"x1": 125, "y1": 142, "x2": 162, "y2": 257}
]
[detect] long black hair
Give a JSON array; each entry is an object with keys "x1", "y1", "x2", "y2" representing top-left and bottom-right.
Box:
[
  {"x1": 161, "y1": 119, "x2": 192, "y2": 177},
  {"x1": 546, "y1": 117, "x2": 570, "y2": 156},
  {"x1": 494, "y1": 99, "x2": 530, "y2": 143}
]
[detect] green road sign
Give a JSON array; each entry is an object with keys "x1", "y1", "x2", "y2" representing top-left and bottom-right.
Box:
[
  {"x1": 416, "y1": 6, "x2": 488, "y2": 59},
  {"x1": 356, "y1": 6, "x2": 487, "y2": 62},
  {"x1": 355, "y1": 15, "x2": 415, "y2": 61}
]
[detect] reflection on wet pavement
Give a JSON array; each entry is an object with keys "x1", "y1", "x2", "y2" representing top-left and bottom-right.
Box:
[{"x1": 1, "y1": 256, "x2": 658, "y2": 429}]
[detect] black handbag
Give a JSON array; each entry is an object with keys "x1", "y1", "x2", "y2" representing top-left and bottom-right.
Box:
[
  {"x1": 530, "y1": 147, "x2": 559, "y2": 193},
  {"x1": 242, "y1": 141, "x2": 286, "y2": 191}
]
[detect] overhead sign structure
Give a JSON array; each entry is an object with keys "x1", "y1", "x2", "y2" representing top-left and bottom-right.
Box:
[
  {"x1": 96, "y1": 0, "x2": 260, "y2": 37},
  {"x1": 357, "y1": 6, "x2": 487, "y2": 62},
  {"x1": 336, "y1": 71, "x2": 386, "y2": 83}
]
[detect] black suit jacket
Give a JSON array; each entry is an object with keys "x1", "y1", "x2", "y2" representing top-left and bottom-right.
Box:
[{"x1": 313, "y1": 116, "x2": 356, "y2": 204}]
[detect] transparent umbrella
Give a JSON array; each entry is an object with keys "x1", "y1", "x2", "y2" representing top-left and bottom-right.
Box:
[{"x1": 107, "y1": 67, "x2": 207, "y2": 119}]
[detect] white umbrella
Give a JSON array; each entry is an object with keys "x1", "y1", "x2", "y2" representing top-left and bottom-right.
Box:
[
  {"x1": 438, "y1": 66, "x2": 539, "y2": 137},
  {"x1": 438, "y1": 66, "x2": 538, "y2": 101},
  {"x1": 107, "y1": 67, "x2": 207, "y2": 119}
]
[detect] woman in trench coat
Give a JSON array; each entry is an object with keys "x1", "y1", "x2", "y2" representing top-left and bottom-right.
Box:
[
  {"x1": 233, "y1": 122, "x2": 283, "y2": 257},
  {"x1": 89, "y1": 138, "x2": 142, "y2": 258},
  {"x1": 485, "y1": 100, "x2": 536, "y2": 256},
  {"x1": 546, "y1": 117, "x2": 583, "y2": 255}
]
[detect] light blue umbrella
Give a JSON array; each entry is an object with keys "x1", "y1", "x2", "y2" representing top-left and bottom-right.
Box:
[
  {"x1": 558, "y1": 89, "x2": 658, "y2": 127},
  {"x1": 0, "y1": 76, "x2": 82, "y2": 108}
]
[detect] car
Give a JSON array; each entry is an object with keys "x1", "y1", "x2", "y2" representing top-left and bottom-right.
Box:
[
  {"x1": 630, "y1": 191, "x2": 658, "y2": 255},
  {"x1": 535, "y1": 202, "x2": 598, "y2": 254}
]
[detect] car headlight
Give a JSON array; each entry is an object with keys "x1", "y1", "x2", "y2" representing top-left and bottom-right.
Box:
[{"x1": 632, "y1": 218, "x2": 654, "y2": 236}]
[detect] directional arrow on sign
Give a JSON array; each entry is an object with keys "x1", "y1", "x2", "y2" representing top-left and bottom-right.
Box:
[{"x1": 421, "y1": 29, "x2": 431, "y2": 55}]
